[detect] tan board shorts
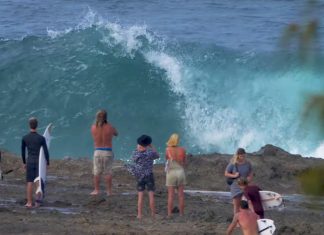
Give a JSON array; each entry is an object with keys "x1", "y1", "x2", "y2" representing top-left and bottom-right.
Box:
[
  {"x1": 166, "y1": 160, "x2": 186, "y2": 187},
  {"x1": 93, "y1": 150, "x2": 114, "y2": 175}
]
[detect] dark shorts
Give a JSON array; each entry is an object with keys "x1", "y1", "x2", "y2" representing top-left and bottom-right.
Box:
[
  {"x1": 137, "y1": 174, "x2": 155, "y2": 192},
  {"x1": 26, "y1": 163, "x2": 39, "y2": 182}
]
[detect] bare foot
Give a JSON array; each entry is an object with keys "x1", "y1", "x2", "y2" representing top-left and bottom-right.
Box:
[
  {"x1": 106, "y1": 191, "x2": 113, "y2": 196},
  {"x1": 137, "y1": 215, "x2": 142, "y2": 220},
  {"x1": 25, "y1": 203, "x2": 33, "y2": 209},
  {"x1": 90, "y1": 190, "x2": 99, "y2": 196}
]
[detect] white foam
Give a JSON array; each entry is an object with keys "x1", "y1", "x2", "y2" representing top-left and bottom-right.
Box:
[
  {"x1": 145, "y1": 51, "x2": 184, "y2": 95},
  {"x1": 309, "y1": 142, "x2": 324, "y2": 158},
  {"x1": 104, "y1": 23, "x2": 154, "y2": 56},
  {"x1": 47, "y1": 28, "x2": 73, "y2": 39}
]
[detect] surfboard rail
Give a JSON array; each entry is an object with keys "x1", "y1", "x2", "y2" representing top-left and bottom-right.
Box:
[{"x1": 34, "y1": 123, "x2": 52, "y2": 201}]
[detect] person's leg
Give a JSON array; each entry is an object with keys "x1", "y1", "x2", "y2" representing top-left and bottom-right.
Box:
[
  {"x1": 146, "y1": 174, "x2": 156, "y2": 218},
  {"x1": 104, "y1": 155, "x2": 113, "y2": 196},
  {"x1": 233, "y1": 196, "x2": 241, "y2": 215},
  {"x1": 148, "y1": 191, "x2": 155, "y2": 218},
  {"x1": 167, "y1": 186, "x2": 175, "y2": 217},
  {"x1": 137, "y1": 191, "x2": 144, "y2": 219},
  {"x1": 90, "y1": 175, "x2": 100, "y2": 195},
  {"x1": 26, "y1": 182, "x2": 33, "y2": 207},
  {"x1": 178, "y1": 185, "x2": 185, "y2": 216},
  {"x1": 91, "y1": 155, "x2": 101, "y2": 195},
  {"x1": 25, "y1": 164, "x2": 36, "y2": 207},
  {"x1": 105, "y1": 174, "x2": 112, "y2": 196}
]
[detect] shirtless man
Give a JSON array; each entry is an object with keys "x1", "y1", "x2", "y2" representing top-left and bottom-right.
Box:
[
  {"x1": 226, "y1": 200, "x2": 259, "y2": 235},
  {"x1": 90, "y1": 109, "x2": 118, "y2": 196},
  {"x1": 238, "y1": 177, "x2": 264, "y2": 218}
]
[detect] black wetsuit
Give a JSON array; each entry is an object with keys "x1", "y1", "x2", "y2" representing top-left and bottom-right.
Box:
[{"x1": 21, "y1": 132, "x2": 49, "y2": 182}]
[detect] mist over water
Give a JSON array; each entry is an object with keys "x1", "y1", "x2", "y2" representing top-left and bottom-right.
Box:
[{"x1": 1, "y1": 7, "x2": 323, "y2": 159}]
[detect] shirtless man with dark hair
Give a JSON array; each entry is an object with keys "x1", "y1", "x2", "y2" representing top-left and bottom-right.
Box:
[{"x1": 226, "y1": 200, "x2": 259, "y2": 235}]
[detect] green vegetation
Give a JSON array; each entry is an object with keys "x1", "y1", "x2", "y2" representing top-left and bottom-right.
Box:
[
  {"x1": 281, "y1": 0, "x2": 324, "y2": 196},
  {"x1": 298, "y1": 166, "x2": 324, "y2": 196}
]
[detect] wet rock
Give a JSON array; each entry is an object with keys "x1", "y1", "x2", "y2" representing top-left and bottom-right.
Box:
[
  {"x1": 84, "y1": 197, "x2": 106, "y2": 206},
  {"x1": 278, "y1": 225, "x2": 296, "y2": 234},
  {"x1": 0, "y1": 208, "x2": 11, "y2": 212},
  {"x1": 52, "y1": 200, "x2": 72, "y2": 207}
]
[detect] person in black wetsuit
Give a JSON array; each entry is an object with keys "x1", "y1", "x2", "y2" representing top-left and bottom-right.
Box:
[{"x1": 21, "y1": 117, "x2": 49, "y2": 208}]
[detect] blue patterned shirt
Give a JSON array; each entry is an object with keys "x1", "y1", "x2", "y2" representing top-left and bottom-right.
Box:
[{"x1": 131, "y1": 149, "x2": 159, "y2": 179}]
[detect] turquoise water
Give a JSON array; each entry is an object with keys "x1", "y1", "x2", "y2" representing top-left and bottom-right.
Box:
[{"x1": 0, "y1": 1, "x2": 323, "y2": 159}]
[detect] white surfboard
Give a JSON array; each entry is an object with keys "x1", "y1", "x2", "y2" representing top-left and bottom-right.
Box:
[
  {"x1": 259, "y1": 190, "x2": 283, "y2": 210},
  {"x1": 242, "y1": 190, "x2": 283, "y2": 210},
  {"x1": 34, "y1": 123, "x2": 52, "y2": 200},
  {"x1": 258, "y1": 219, "x2": 276, "y2": 235}
]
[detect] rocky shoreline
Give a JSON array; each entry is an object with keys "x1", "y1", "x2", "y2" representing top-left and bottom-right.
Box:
[{"x1": 0, "y1": 145, "x2": 324, "y2": 234}]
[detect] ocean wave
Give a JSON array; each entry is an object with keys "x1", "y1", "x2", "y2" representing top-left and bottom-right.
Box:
[{"x1": 0, "y1": 9, "x2": 323, "y2": 159}]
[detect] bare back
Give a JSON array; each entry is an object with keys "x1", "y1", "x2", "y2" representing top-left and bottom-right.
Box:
[
  {"x1": 166, "y1": 146, "x2": 186, "y2": 165},
  {"x1": 91, "y1": 123, "x2": 118, "y2": 148},
  {"x1": 237, "y1": 210, "x2": 259, "y2": 235}
]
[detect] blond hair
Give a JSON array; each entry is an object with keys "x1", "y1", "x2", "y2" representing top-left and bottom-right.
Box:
[
  {"x1": 166, "y1": 133, "x2": 180, "y2": 147},
  {"x1": 230, "y1": 153, "x2": 240, "y2": 164},
  {"x1": 95, "y1": 109, "x2": 107, "y2": 127},
  {"x1": 230, "y1": 148, "x2": 246, "y2": 164}
]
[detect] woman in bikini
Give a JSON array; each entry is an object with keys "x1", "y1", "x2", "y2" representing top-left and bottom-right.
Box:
[{"x1": 165, "y1": 133, "x2": 187, "y2": 217}]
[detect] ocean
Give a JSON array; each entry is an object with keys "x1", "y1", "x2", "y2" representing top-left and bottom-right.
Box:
[{"x1": 1, "y1": 0, "x2": 324, "y2": 159}]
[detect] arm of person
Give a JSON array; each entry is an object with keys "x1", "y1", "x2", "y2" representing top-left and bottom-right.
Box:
[
  {"x1": 165, "y1": 148, "x2": 169, "y2": 161},
  {"x1": 132, "y1": 150, "x2": 140, "y2": 163},
  {"x1": 91, "y1": 125, "x2": 96, "y2": 139},
  {"x1": 224, "y1": 163, "x2": 239, "y2": 178},
  {"x1": 21, "y1": 138, "x2": 26, "y2": 165},
  {"x1": 178, "y1": 147, "x2": 187, "y2": 167},
  {"x1": 113, "y1": 127, "x2": 118, "y2": 136},
  {"x1": 247, "y1": 162, "x2": 253, "y2": 182},
  {"x1": 247, "y1": 172, "x2": 253, "y2": 182},
  {"x1": 248, "y1": 200, "x2": 255, "y2": 213},
  {"x1": 224, "y1": 166, "x2": 240, "y2": 178},
  {"x1": 226, "y1": 214, "x2": 238, "y2": 235},
  {"x1": 149, "y1": 145, "x2": 159, "y2": 160},
  {"x1": 183, "y1": 149, "x2": 187, "y2": 166}
]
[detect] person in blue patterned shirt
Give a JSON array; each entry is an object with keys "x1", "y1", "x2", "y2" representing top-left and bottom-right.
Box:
[{"x1": 131, "y1": 135, "x2": 159, "y2": 219}]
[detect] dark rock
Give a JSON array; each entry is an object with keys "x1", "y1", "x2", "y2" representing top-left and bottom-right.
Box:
[
  {"x1": 172, "y1": 206, "x2": 179, "y2": 213},
  {"x1": 53, "y1": 200, "x2": 72, "y2": 207},
  {"x1": 253, "y1": 144, "x2": 292, "y2": 156}
]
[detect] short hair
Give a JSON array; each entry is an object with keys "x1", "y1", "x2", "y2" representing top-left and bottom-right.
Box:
[
  {"x1": 237, "y1": 177, "x2": 249, "y2": 186},
  {"x1": 95, "y1": 110, "x2": 107, "y2": 127},
  {"x1": 240, "y1": 200, "x2": 249, "y2": 209},
  {"x1": 166, "y1": 133, "x2": 180, "y2": 147},
  {"x1": 29, "y1": 117, "x2": 38, "y2": 129}
]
